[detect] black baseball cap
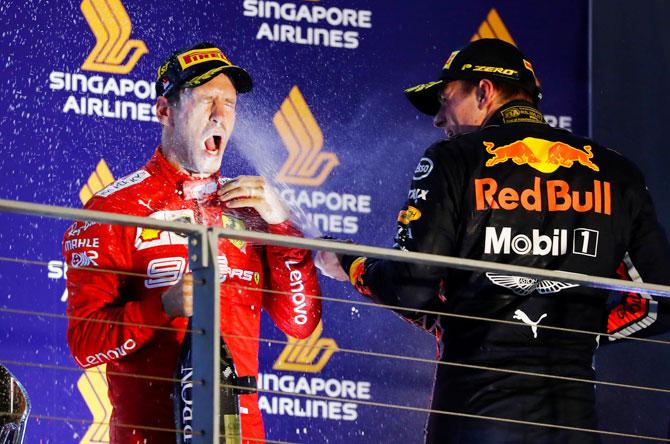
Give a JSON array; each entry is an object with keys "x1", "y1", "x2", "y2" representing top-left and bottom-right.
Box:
[
  {"x1": 155, "y1": 42, "x2": 253, "y2": 97},
  {"x1": 405, "y1": 38, "x2": 541, "y2": 115}
]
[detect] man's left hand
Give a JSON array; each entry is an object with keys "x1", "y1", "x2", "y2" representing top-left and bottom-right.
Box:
[{"x1": 217, "y1": 176, "x2": 290, "y2": 225}]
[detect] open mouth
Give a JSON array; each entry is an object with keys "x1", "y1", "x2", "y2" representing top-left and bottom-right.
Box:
[{"x1": 204, "y1": 135, "x2": 223, "y2": 153}]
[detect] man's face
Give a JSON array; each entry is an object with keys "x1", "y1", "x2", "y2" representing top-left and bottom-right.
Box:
[
  {"x1": 433, "y1": 80, "x2": 485, "y2": 139},
  {"x1": 165, "y1": 74, "x2": 237, "y2": 175}
]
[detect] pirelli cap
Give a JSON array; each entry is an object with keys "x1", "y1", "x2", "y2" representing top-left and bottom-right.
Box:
[
  {"x1": 405, "y1": 38, "x2": 541, "y2": 115},
  {"x1": 155, "y1": 42, "x2": 253, "y2": 97}
]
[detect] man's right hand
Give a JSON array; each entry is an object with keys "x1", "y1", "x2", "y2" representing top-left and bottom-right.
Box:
[
  {"x1": 161, "y1": 273, "x2": 193, "y2": 318},
  {"x1": 314, "y1": 251, "x2": 349, "y2": 281}
]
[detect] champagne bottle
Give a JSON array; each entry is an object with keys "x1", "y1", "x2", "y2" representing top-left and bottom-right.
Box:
[{"x1": 174, "y1": 320, "x2": 241, "y2": 443}]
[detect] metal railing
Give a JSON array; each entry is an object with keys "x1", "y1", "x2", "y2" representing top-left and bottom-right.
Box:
[{"x1": 2, "y1": 197, "x2": 670, "y2": 443}]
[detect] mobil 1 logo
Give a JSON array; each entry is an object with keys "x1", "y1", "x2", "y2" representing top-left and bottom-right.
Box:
[
  {"x1": 485, "y1": 226, "x2": 599, "y2": 257},
  {"x1": 573, "y1": 228, "x2": 599, "y2": 257}
]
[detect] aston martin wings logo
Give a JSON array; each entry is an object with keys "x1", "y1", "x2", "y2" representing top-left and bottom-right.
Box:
[
  {"x1": 486, "y1": 272, "x2": 578, "y2": 296},
  {"x1": 274, "y1": 86, "x2": 340, "y2": 187},
  {"x1": 273, "y1": 321, "x2": 338, "y2": 373},
  {"x1": 80, "y1": 0, "x2": 148, "y2": 74}
]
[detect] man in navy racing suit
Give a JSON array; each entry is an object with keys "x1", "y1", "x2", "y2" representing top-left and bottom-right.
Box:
[{"x1": 332, "y1": 39, "x2": 670, "y2": 443}]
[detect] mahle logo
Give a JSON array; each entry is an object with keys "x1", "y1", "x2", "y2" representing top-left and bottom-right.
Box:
[
  {"x1": 80, "y1": 0, "x2": 148, "y2": 74},
  {"x1": 273, "y1": 321, "x2": 339, "y2": 373},
  {"x1": 274, "y1": 86, "x2": 340, "y2": 187},
  {"x1": 471, "y1": 8, "x2": 515, "y2": 45}
]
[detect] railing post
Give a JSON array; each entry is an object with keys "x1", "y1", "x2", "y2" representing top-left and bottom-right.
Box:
[{"x1": 189, "y1": 228, "x2": 220, "y2": 443}]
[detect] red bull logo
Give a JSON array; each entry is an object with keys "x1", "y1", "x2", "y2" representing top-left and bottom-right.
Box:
[
  {"x1": 484, "y1": 137, "x2": 599, "y2": 173},
  {"x1": 475, "y1": 177, "x2": 611, "y2": 215}
]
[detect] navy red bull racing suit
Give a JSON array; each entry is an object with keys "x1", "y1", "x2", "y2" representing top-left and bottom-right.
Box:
[
  {"x1": 64, "y1": 148, "x2": 322, "y2": 443},
  {"x1": 344, "y1": 101, "x2": 670, "y2": 443}
]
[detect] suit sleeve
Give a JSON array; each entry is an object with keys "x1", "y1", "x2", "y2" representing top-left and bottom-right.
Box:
[
  {"x1": 343, "y1": 143, "x2": 463, "y2": 313},
  {"x1": 626, "y1": 169, "x2": 670, "y2": 286},
  {"x1": 612, "y1": 167, "x2": 670, "y2": 338},
  {"x1": 262, "y1": 221, "x2": 322, "y2": 339},
  {"x1": 64, "y1": 214, "x2": 171, "y2": 368}
]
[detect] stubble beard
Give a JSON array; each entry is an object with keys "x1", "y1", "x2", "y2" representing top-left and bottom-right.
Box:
[{"x1": 167, "y1": 129, "x2": 223, "y2": 176}]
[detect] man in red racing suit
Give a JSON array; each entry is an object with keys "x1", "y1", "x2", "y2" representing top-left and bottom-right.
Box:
[{"x1": 63, "y1": 42, "x2": 322, "y2": 443}]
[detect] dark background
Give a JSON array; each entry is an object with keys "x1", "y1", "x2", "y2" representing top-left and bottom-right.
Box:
[
  {"x1": 592, "y1": 0, "x2": 670, "y2": 441},
  {"x1": 0, "y1": 0, "x2": 667, "y2": 442}
]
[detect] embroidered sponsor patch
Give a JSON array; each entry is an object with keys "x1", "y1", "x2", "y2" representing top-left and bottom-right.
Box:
[
  {"x1": 486, "y1": 272, "x2": 578, "y2": 296},
  {"x1": 397, "y1": 206, "x2": 422, "y2": 225},
  {"x1": 97, "y1": 170, "x2": 150, "y2": 197},
  {"x1": 412, "y1": 157, "x2": 434, "y2": 180}
]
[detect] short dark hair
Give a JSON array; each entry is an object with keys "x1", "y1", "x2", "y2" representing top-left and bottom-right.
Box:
[
  {"x1": 464, "y1": 79, "x2": 536, "y2": 106},
  {"x1": 166, "y1": 89, "x2": 182, "y2": 106},
  {"x1": 492, "y1": 79, "x2": 536, "y2": 105}
]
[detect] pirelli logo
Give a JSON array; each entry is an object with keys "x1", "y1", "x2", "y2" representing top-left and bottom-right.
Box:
[
  {"x1": 79, "y1": 159, "x2": 115, "y2": 205},
  {"x1": 273, "y1": 321, "x2": 339, "y2": 373},
  {"x1": 471, "y1": 8, "x2": 516, "y2": 45},
  {"x1": 177, "y1": 48, "x2": 230, "y2": 69},
  {"x1": 78, "y1": 365, "x2": 112, "y2": 443},
  {"x1": 274, "y1": 86, "x2": 340, "y2": 187},
  {"x1": 80, "y1": 0, "x2": 148, "y2": 74}
]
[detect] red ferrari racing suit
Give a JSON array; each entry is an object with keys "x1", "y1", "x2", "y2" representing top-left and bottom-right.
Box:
[{"x1": 64, "y1": 148, "x2": 322, "y2": 443}]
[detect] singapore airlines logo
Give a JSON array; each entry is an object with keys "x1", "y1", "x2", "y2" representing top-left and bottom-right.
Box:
[
  {"x1": 274, "y1": 86, "x2": 340, "y2": 187},
  {"x1": 273, "y1": 321, "x2": 339, "y2": 373},
  {"x1": 78, "y1": 366, "x2": 112, "y2": 443},
  {"x1": 471, "y1": 8, "x2": 516, "y2": 45},
  {"x1": 77, "y1": 161, "x2": 115, "y2": 443},
  {"x1": 80, "y1": 0, "x2": 148, "y2": 74},
  {"x1": 80, "y1": 159, "x2": 115, "y2": 205}
]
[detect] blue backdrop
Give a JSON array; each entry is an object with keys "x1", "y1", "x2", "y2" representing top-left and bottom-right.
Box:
[{"x1": 3, "y1": 1, "x2": 663, "y2": 443}]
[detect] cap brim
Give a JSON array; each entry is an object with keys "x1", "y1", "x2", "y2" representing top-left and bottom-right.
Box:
[
  {"x1": 404, "y1": 80, "x2": 444, "y2": 116},
  {"x1": 221, "y1": 65, "x2": 253, "y2": 94},
  {"x1": 183, "y1": 65, "x2": 253, "y2": 94}
]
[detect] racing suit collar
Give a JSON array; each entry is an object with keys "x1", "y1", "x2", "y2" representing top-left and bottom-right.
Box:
[
  {"x1": 482, "y1": 100, "x2": 547, "y2": 129},
  {"x1": 148, "y1": 147, "x2": 221, "y2": 201}
]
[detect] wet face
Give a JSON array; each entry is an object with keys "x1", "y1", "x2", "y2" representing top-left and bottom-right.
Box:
[
  {"x1": 161, "y1": 74, "x2": 237, "y2": 175},
  {"x1": 433, "y1": 80, "x2": 486, "y2": 139}
]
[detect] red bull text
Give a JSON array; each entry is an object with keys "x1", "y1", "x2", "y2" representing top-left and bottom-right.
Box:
[{"x1": 475, "y1": 177, "x2": 611, "y2": 215}]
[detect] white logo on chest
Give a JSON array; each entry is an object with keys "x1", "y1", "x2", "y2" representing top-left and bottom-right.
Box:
[{"x1": 513, "y1": 309, "x2": 547, "y2": 339}]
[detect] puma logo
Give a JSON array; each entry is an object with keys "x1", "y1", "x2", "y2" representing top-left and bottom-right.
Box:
[
  {"x1": 138, "y1": 199, "x2": 153, "y2": 211},
  {"x1": 513, "y1": 309, "x2": 548, "y2": 339}
]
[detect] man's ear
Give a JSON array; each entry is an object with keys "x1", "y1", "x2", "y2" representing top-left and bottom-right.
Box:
[
  {"x1": 477, "y1": 79, "x2": 495, "y2": 109},
  {"x1": 156, "y1": 96, "x2": 172, "y2": 127}
]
